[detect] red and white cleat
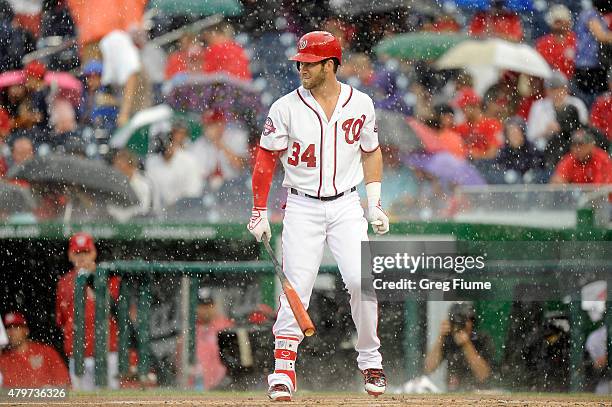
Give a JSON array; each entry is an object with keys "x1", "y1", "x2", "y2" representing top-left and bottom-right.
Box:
[
  {"x1": 268, "y1": 384, "x2": 292, "y2": 402},
  {"x1": 362, "y1": 368, "x2": 387, "y2": 397}
]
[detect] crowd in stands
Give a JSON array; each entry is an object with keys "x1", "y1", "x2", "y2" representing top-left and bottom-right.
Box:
[{"x1": 0, "y1": 0, "x2": 610, "y2": 223}]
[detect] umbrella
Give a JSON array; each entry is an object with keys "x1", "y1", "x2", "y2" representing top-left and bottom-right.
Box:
[
  {"x1": 0, "y1": 71, "x2": 25, "y2": 88},
  {"x1": 8, "y1": 154, "x2": 138, "y2": 206},
  {"x1": 149, "y1": 0, "x2": 243, "y2": 16},
  {"x1": 436, "y1": 39, "x2": 552, "y2": 78},
  {"x1": 110, "y1": 104, "x2": 203, "y2": 156},
  {"x1": 66, "y1": 0, "x2": 146, "y2": 45},
  {"x1": 0, "y1": 182, "x2": 35, "y2": 213},
  {"x1": 111, "y1": 104, "x2": 173, "y2": 151},
  {"x1": 0, "y1": 70, "x2": 83, "y2": 106},
  {"x1": 164, "y1": 73, "x2": 263, "y2": 121},
  {"x1": 403, "y1": 152, "x2": 486, "y2": 186},
  {"x1": 374, "y1": 32, "x2": 470, "y2": 61}
]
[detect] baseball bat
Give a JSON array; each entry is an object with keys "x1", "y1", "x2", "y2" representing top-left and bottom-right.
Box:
[{"x1": 262, "y1": 237, "x2": 316, "y2": 337}]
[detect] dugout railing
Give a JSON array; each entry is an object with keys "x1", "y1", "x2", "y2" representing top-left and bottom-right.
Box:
[{"x1": 73, "y1": 256, "x2": 612, "y2": 392}]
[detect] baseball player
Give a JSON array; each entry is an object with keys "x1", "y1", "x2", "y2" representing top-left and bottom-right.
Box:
[
  {"x1": 247, "y1": 31, "x2": 389, "y2": 401},
  {"x1": 0, "y1": 312, "x2": 71, "y2": 388},
  {"x1": 56, "y1": 232, "x2": 121, "y2": 390}
]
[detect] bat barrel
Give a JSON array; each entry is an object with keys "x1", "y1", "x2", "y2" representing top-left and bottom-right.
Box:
[{"x1": 263, "y1": 238, "x2": 317, "y2": 338}]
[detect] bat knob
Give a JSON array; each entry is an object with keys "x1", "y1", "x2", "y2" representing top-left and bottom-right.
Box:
[{"x1": 304, "y1": 328, "x2": 315, "y2": 337}]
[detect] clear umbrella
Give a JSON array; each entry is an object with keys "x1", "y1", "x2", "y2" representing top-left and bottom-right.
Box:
[{"x1": 436, "y1": 38, "x2": 553, "y2": 78}]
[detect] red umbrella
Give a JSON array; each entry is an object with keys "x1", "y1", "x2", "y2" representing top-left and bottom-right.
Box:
[
  {"x1": 0, "y1": 70, "x2": 83, "y2": 106},
  {"x1": 0, "y1": 71, "x2": 25, "y2": 88}
]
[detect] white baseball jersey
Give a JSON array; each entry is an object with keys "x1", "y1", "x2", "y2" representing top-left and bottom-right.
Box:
[{"x1": 260, "y1": 83, "x2": 379, "y2": 197}]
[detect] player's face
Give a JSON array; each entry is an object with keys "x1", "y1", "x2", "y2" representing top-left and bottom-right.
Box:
[{"x1": 299, "y1": 61, "x2": 327, "y2": 90}]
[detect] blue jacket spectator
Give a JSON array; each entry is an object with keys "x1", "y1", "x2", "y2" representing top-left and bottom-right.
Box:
[
  {"x1": 79, "y1": 60, "x2": 118, "y2": 130},
  {"x1": 574, "y1": 1, "x2": 612, "y2": 102}
]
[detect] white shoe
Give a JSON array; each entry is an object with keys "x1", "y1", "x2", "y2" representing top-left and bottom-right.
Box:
[
  {"x1": 363, "y1": 368, "x2": 387, "y2": 396},
  {"x1": 268, "y1": 384, "x2": 292, "y2": 401}
]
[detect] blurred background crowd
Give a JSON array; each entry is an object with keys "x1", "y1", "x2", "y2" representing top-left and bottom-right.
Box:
[{"x1": 0, "y1": 0, "x2": 610, "y2": 224}]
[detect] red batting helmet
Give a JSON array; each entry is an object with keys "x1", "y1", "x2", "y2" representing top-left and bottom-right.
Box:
[{"x1": 289, "y1": 31, "x2": 342, "y2": 65}]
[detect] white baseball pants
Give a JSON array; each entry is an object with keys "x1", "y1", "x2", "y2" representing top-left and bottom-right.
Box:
[{"x1": 268, "y1": 190, "x2": 382, "y2": 390}]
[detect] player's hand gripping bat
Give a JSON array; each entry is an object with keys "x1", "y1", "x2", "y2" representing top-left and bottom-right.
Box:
[{"x1": 262, "y1": 237, "x2": 316, "y2": 337}]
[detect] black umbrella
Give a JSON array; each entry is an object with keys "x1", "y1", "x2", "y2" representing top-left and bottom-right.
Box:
[
  {"x1": 7, "y1": 154, "x2": 138, "y2": 206},
  {"x1": 0, "y1": 182, "x2": 35, "y2": 213}
]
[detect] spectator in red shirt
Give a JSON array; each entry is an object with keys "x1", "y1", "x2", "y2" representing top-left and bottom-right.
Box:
[
  {"x1": 468, "y1": 0, "x2": 523, "y2": 42},
  {"x1": 0, "y1": 312, "x2": 70, "y2": 388},
  {"x1": 551, "y1": 129, "x2": 612, "y2": 184},
  {"x1": 201, "y1": 21, "x2": 252, "y2": 81},
  {"x1": 431, "y1": 13, "x2": 462, "y2": 33},
  {"x1": 453, "y1": 89, "x2": 503, "y2": 160},
  {"x1": 165, "y1": 31, "x2": 205, "y2": 80},
  {"x1": 590, "y1": 69, "x2": 612, "y2": 140},
  {"x1": 535, "y1": 5, "x2": 577, "y2": 80},
  {"x1": 55, "y1": 232, "x2": 120, "y2": 390}
]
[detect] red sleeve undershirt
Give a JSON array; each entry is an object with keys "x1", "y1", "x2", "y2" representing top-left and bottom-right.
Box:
[{"x1": 252, "y1": 147, "x2": 278, "y2": 210}]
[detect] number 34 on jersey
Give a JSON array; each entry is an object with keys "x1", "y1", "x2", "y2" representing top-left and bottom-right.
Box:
[{"x1": 260, "y1": 83, "x2": 379, "y2": 198}]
